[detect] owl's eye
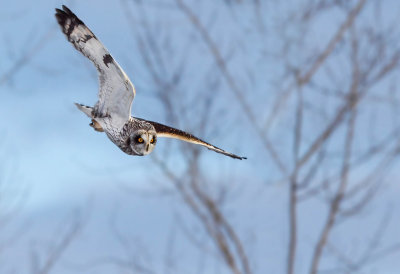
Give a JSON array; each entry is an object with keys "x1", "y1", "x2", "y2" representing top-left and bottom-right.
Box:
[
  {"x1": 150, "y1": 138, "x2": 154, "y2": 144},
  {"x1": 137, "y1": 137, "x2": 144, "y2": 143}
]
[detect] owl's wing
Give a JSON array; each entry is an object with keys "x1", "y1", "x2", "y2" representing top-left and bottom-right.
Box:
[
  {"x1": 142, "y1": 119, "x2": 246, "y2": 160},
  {"x1": 55, "y1": 5, "x2": 135, "y2": 130}
]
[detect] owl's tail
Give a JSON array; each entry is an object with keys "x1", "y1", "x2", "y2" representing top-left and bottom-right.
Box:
[
  {"x1": 74, "y1": 103, "x2": 104, "y2": 132},
  {"x1": 75, "y1": 103, "x2": 94, "y2": 118}
]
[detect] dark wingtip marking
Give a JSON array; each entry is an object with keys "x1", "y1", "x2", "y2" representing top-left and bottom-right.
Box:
[
  {"x1": 231, "y1": 155, "x2": 247, "y2": 160},
  {"x1": 103, "y1": 54, "x2": 113, "y2": 67},
  {"x1": 222, "y1": 152, "x2": 247, "y2": 160},
  {"x1": 61, "y1": 5, "x2": 83, "y2": 25},
  {"x1": 55, "y1": 5, "x2": 85, "y2": 38}
]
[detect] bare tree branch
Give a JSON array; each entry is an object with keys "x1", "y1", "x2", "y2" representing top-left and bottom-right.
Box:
[
  {"x1": 262, "y1": 0, "x2": 367, "y2": 135},
  {"x1": 175, "y1": 0, "x2": 288, "y2": 175},
  {"x1": 0, "y1": 28, "x2": 55, "y2": 86},
  {"x1": 32, "y1": 212, "x2": 84, "y2": 274}
]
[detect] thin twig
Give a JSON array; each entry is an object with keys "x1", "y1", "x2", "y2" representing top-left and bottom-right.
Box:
[{"x1": 175, "y1": 0, "x2": 288, "y2": 175}]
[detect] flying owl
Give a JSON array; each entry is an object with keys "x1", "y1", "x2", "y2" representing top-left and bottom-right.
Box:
[{"x1": 55, "y1": 5, "x2": 246, "y2": 160}]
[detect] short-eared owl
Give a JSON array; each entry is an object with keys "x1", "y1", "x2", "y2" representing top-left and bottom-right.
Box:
[{"x1": 55, "y1": 5, "x2": 246, "y2": 160}]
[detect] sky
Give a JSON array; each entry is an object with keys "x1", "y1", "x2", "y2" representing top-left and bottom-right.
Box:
[
  {"x1": 0, "y1": 0, "x2": 255, "y2": 207},
  {"x1": 1, "y1": 1, "x2": 265, "y2": 273},
  {"x1": 1, "y1": 0, "x2": 400, "y2": 273}
]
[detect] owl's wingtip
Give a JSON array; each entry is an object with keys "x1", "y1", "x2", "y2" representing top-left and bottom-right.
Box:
[{"x1": 227, "y1": 153, "x2": 247, "y2": 160}]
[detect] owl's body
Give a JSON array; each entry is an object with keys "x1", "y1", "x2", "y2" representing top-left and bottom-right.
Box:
[
  {"x1": 104, "y1": 117, "x2": 155, "y2": 156},
  {"x1": 76, "y1": 104, "x2": 157, "y2": 155},
  {"x1": 55, "y1": 5, "x2": 246, "y2": 160}
]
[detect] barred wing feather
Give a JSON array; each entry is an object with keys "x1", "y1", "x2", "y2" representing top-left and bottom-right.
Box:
[{"x1": 55, "y1": 5, "x2": 135, "y2": 130}]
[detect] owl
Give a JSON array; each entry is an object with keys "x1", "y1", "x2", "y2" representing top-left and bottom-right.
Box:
[{"x1": 55, "y1": 5, "x2": 246, "y2": 160}]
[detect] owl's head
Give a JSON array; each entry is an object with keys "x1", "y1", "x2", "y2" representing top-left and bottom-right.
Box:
[{"x1": 127, "y1": 128, "x2": 157, "y2": 156}]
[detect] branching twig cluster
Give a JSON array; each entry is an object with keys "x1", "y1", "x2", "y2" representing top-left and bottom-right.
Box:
[{"x1": 113, "y1": 0, "x2": 400, "y2": 273}]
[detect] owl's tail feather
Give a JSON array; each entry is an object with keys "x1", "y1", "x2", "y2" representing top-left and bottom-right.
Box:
[
  {"x1": 75, "y1": 103, "x2": 94, "y2": 118},
  {"x1": 74, "y1": 103, "x2": 104, "y2": 132}
]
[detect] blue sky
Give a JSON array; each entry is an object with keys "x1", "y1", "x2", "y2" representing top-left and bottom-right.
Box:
[
  {"x1": 1, "y1": 0, "x2": 266, "y2": 212},
  {"x1": 1, "y1": 0, "x2": 400, "y2": 273},
  {"x1": 1, "y1": 2, "x2": 265, "y2": 273}
]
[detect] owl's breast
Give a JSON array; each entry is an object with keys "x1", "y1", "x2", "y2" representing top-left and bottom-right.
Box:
[{"x1": 103, "y1": 118, "x2": 138, "y2": 155}]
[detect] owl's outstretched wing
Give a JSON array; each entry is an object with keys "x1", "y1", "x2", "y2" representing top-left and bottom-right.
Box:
[
  {"x1": 55, "y1": 5, "x2": 135, "y2": 130},
  {"x1": 141, "y1": 119, "x2": 246, "y2": 160}
]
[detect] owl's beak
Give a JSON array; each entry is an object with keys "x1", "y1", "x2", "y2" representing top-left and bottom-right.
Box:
[{"x1": 146, "y1": 132, "x2": 150, "y2": 152}]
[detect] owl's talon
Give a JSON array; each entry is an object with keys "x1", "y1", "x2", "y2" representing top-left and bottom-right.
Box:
[{"x1": 89, "y1": 119, "x2": 104, "y2": 132}]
